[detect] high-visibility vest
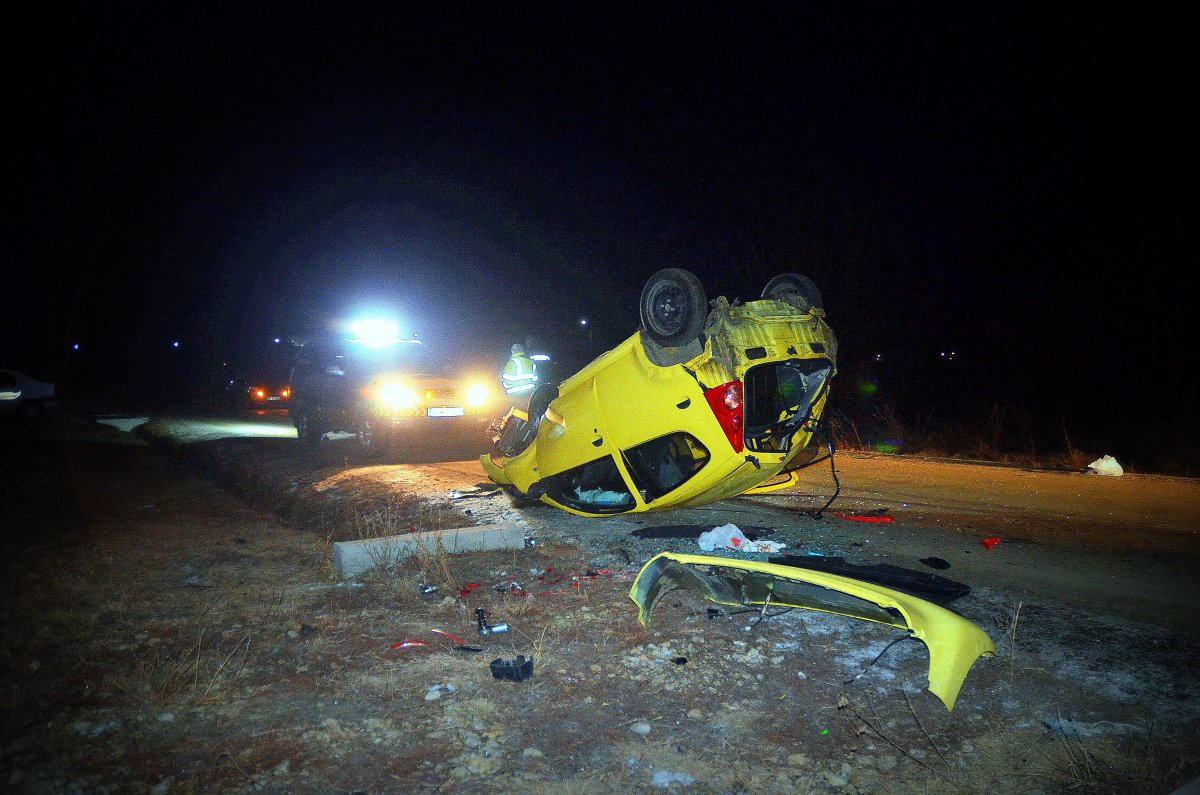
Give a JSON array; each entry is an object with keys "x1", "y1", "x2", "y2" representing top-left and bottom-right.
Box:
[{"x1": 502, "y1": 355, "x2": 538, "y2": 394}]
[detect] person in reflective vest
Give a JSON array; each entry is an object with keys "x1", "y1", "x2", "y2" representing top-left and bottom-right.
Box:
[{"x1": 502, "y1": 344, "x2": 538, "y2": 407}]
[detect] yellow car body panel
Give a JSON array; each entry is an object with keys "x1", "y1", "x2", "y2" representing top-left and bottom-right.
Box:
[
  {"x1": 482, "y1": 296, "x2": 837, "y2": 517},
  {"x1": 629, "y1": 552, "x2": 996, "y2": 711}
]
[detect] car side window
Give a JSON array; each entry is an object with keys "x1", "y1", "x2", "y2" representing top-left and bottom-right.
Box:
[
  {"x1": 622, "y1": 432, "x2": 710, "y2": 502},
  {"x1": 544, "y1": 456, "x2": 636, "y2": 513}
]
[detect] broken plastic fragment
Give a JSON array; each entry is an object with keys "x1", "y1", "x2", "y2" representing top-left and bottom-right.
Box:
[
  {"x1": 981, "y1": 538, "x2": 1001, "y2": 550},
  {"x1": 490, "y1": 655, "x2": 534, "y2": 682},
  {"x1": 628, "y1": 552, "x2": 995, "y2": 710},
  {"x1": 390, "y1": 639, "x2": 428, "y2": 650},
  {"x1": 832, "y1": 512, "x2": 896, "y2": 524}
]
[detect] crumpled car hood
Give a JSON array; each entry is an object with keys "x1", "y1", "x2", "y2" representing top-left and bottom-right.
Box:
[{"x1": 629, "y1": 552, "x2": 995, "y2": 710}]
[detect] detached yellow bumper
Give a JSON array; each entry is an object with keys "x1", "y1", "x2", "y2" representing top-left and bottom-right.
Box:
[{"x1": 629, "y1": 552, "x2": 995, "y2": 711}]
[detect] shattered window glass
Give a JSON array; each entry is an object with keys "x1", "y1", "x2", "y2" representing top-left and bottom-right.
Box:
[
  {"x1": 544, "y1": 456, "x2": 636, "y2": 513},
  {"x1": 622, "y1": 432, "x2": 710, "y2": 502},
  {"x1": 744, "y1": 359, "x2": 833, "y2": 453}
]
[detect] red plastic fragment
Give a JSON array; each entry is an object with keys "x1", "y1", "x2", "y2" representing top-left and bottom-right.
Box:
[
  {"x1": 832, "y1": 513, "x2": 896, "y2": 524},
  {"x1": 981, "y1": 537, "x2": 1002, "y2": 550},
  {"x1": 458, "y1": 582, "x2": 481, "y2": 597},
  {"x1": 389, "y1": 639, "x2": 428, "y2": 650}
]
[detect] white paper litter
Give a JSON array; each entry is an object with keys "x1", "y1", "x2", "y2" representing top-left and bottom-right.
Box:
[
  {"x1": 1087, "y1": 455, "x2": 1124, "y2": 477},
  {"x1": 697, "y1": 523, "x2": 786, "y2": 554}
]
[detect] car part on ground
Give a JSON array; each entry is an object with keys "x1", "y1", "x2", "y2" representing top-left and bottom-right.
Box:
[
  {"x1": 490, "y1": 656, "x2": 534, "y2": 682},
  {"x1": 766, "y1": 554, "x2": 972, "y2": 605},
  {"x1": 482, "y1": 270, "x2": 837, "y2": 516},
  {"x1": 628, "y1": 552, "x2": 995, "y2": 711}
]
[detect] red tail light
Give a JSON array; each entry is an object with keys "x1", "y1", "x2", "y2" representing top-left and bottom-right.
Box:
[{"x1": 703, "y1": 381, "x2": 744, "y2": 453}]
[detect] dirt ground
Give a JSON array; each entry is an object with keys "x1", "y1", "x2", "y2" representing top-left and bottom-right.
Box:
[{"x1": 1, "y1": 415, "x2": 1198, "y2": 794}]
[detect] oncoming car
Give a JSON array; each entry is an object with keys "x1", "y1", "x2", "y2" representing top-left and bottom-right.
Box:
[
  {"x1": 288, "y1": 322, "x2": 500, "y2": 453},
  {"x1": 481, "y1": 269, "x2": 837, "y2": 516}
]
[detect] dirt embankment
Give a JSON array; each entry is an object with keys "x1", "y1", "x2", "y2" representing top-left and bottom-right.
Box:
[{"x1": 2, "y1": 421, "x2": 1198, "y2": 793}]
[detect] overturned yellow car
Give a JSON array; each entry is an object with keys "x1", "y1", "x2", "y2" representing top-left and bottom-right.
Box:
[{"x1": 481, "y1": 269, "x2": 837, "y2": 516}]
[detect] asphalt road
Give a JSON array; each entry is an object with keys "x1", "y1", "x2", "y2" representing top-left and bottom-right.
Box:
[{"x1": 144, "y1": 411, "x2": 1200, "y2": 633}]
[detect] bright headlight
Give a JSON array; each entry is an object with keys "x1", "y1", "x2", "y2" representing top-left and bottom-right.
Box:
[
  {"x1": 466, "y1": 384, "x2": 490, "y2": 406},
  {"x1": 379, "y1": 383, "x2": 418, "y2": 409}
]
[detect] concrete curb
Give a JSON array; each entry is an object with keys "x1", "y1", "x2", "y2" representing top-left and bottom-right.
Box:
[{"x1": 333, "y1": 522, "x2": 526, "y2": 579}]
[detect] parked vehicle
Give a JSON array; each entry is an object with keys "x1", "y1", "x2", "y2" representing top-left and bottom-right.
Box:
[
  {"x1": 224, "y1": 373, "x2": 291, "y2": 412},
  {"x1": 482, "y1": 269, "x2": 837, "y2": 516},
  {"x1": 0, "y1": 369, "x2": 58, "y2": 418}
]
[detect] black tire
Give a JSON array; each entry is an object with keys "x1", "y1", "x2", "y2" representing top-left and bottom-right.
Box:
[
  {"x1": 639, "y1": 268, "x2": 707, "y2": 347},
  {"x1": 762, "y1": 273, "x2": 822, "y2": 310},
  {"x1": 294, "y1": 406, "x2": 323, "y2": 448}
]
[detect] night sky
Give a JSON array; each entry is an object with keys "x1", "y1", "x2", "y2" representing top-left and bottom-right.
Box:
[{"x1": 11, "y1": 6, "x2": 1196, "y2": 467}]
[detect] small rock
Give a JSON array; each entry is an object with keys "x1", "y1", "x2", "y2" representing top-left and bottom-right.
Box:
[
  {"x1": 522, "y1": 747, "x2": 544, "y2": 758},
  {"x1": 425, "y1": 684, "x2": 457, "y2": 701},
  {"x1": 787, "y1": 753, "x2": 808, "y2": 767},
  {"x1": 157, "y1": 712, "x2": 174, "y2": 723},
  {"x1": 796, "y1": 671, "x2": 807, "y2": 680},
  {"x1": 824, "y1": 762, "x2": 852, "y2": 788},
  {"x1": 651, "y1": 770, "x2": 696, "y2": 788},
  {"x1": 686, "y1": 708, "x2": 703, "y2": 719},
  {"x1": 629, "y1": 721, "x2": 653, "y2": 736}
]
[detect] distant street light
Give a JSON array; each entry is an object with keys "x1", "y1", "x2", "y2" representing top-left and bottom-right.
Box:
[{"x1": 579, "y1": 318, "x2": 592, "y2": 356}]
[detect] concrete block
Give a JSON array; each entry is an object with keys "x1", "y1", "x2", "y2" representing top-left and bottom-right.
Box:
[{"x1": 333, "y1": 522, "x2": 525, "y2": 579}]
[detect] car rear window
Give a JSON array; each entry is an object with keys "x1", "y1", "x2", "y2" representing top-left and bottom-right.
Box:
[
  {"x1": 744, "y1": 359, "x2": 833, "y2": 453},
  {"x1": 543, "y1": 456, "x2": 636, "y2": 513},
  {"x1": 622, "y1": 432, "x2": 710, "y2": 502}
]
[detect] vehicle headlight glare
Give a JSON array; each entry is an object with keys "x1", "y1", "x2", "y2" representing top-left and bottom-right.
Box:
[
  {"x1": 379, "y1": 383, "x2": 418, "y2": 409},
  {"x1": 467, "y1": 384, "x2": 489, "y2": 406}
]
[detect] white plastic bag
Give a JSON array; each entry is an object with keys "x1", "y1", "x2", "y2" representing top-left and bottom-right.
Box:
[
  {"x1": 697, "y1": 523, "x2": 785, "y2": 553},
  {"x1": 1087, "y1": 455, "x2": 1124, "y2": 477},
  {"x1": 698, "y1": 523, "x2": 744, "y2": 550}
]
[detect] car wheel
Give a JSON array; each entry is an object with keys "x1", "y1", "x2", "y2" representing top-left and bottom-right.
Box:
[
  {"x1": 762, "y1": 273, "x2": 822, "y2": 310},
  {"x1": 640, "y1": 268, "x2": 707, "y2": 347},
  {"x1": 295, "y1": 407, "x2": 323, "y2": 448}
]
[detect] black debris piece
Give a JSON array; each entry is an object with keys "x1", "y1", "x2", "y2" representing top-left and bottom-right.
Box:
[
  {"x1": 490, "y1": 655, "x2": 534, "y2": 682},
  {"x1": 767, "y1": 555, "x2": 971, "y2": 604},
  {"x1": 919, "y1": 557, "x2": 951, "y2": 570}
]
